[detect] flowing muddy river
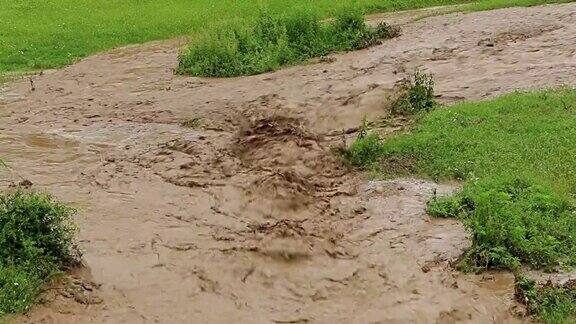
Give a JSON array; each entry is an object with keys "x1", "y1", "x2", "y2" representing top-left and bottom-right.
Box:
[{"x1": 2, "y1": 3, "x2": 576, "y2": 323}]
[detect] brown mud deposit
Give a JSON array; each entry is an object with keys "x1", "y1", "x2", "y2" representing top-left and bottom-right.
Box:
[{"x1": 1, "y1": 3, "x2": 576, "y2": 323}]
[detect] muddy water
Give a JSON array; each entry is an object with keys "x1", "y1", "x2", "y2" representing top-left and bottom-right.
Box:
[{"x1": 2, "y1": 3, "x2": 576, "y2": 323}]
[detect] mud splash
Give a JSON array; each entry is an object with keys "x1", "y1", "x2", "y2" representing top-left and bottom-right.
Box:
[{"x1": 2, "y1": 3, "x2": 576, "y2": 323}]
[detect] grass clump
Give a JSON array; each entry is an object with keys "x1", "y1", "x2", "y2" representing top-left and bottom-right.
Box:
[
  {"x1": 428, "y1": 177, "x2": 576, "y2": 271},
  {"x1": 177, "y1": 9, "x2": 399, "y2": 77},
  {"x1": 0, "y1": 190, "x2": 77, "y2": 317},
  {"x1": 515, "y1": 275, "x2": 576, "y2": 324},
  {"x1": 340, "y1": 118, "x2": 385, "y2": 168},
  {"x1": 390, "y1": 70, "x2": 437, "y2": 115}
]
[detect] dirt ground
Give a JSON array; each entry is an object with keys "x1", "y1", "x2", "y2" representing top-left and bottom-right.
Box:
[{"x1": 1, "y1": 3, "x2": 576, "y2": 323}]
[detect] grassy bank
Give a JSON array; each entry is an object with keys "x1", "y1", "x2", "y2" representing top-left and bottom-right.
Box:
[
  {"x1": 345, "y1": 88, "x2": 576, "y2": 310},
  {"x1": 380, "y1": 89, "x2": 576, "y2": 195},
  {"x1": 367, "y1": 89, "x2": 576, "y2": 270},
  {"x1": 346, "y1": 88, "x2": 576, "y2": 321},
  {"x1": 0, "y1": 0, "x2": 571, "y2": 76},
  {"x1": 0, "y1": 190, "x2": 77, "y2": 317}
]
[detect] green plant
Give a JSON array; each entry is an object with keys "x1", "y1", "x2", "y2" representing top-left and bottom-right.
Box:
[
  {"x1": 340, "y1": 118, "x2": 385, "y2": 168},
  {"x1": 177, "y1": 8, "x2": 400, "y2": 77},
  {"x1": 515, "y1": 275, "x2": 576, "y2": 323},
  {"x1": 0, "y1": 190, "x2": 77, "y2": 317},
  {"x1": 427, "y1": 192, "x2": 463, "y2": 218},
  {"x1": 391, "y1": 70, "x2": 436, "y2": 115},
  {"x1": 428, "y1": 177, "x2": 576, "y2": 271}
]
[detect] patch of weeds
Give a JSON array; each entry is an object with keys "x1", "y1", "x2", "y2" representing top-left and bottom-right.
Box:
[
  {"x1": 515, "y1": 275, "x2": 576, "y2": 324},
  {"x1": 374, "y1": 21, "x2": 401, "y2": 39},
  {"x1": 427, "y1": 177, "x2": 576, "y2": 272},
  {"x1": 181, "y1": 117, "x2": 202, "y2": 128},
  {"x1": 0, "y1": 190, "x2": 78, "y2": 317},
  {"x1": 177, "y1": 8, "x2": 399, "y2": 77},
  {"x1": 339, "y1": 118, "x2": 385, "y2": 168},
  {"x1": 390, "y1": 70, "x2": 436, "y2": 116}
]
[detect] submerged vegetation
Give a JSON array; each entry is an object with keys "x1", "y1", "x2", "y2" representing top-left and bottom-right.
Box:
[
  {"x1": 0, "y1": 190, "x2": 77, "y2": 317},
  {"x1": 181, "y1": 117, "x2": 202, "y2": 129},
  {"x1": 177, "y1": 10, "x2": 399, "y2": 77}
]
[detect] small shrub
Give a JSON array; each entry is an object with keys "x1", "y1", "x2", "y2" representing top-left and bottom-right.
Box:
[
  {"x1": 177, "y1": 9, "x2": 399, "y2": 77},
  {"x1": 427, "y1": 177, "x2": 576, "y2": 272},
  {"x1": 391, "y1": 70, "x2": 436, "y2": 115},
  {"x1": 340, "y1": 119, "x2": 385, "y2": 168},
  {"x1": 331, "y1": 10, "x2": 372, "y2": 49},
  {"x1": 515, "y1": 275, "x2": 576, "y2": 324},
  {"x1": 374, "y1": 21, "x2": 401, "y2": 39},
  {"x1": 0, "y1": 190, "x2": 77, "y2": 316}
]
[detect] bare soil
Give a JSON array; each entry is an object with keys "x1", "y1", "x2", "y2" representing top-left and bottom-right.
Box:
[{"x1": 1, "y1": 3, "x2": 576, "y2": 323}]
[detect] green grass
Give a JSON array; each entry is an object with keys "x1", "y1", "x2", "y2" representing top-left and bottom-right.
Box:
[
  {"x1": 346, "y1": 89, "x2": 576, "y2": 272},
  {"x1": 381, "y1": 89, "x2": 576, "y2": 193},
  {"x1": 176, "y1": 9, "x2": 399, "y2": 77},
  {"x1": 348, "y1": 88, "x2": 576, "y2": 322},
  {"x1": 0, "y1": 0, "x2": 571, "y2": 76},
  {"x1": 341, "y1": 118, "x2": 386, "y2": 167},
  {"x1": 428, "y1": 178, "x2": 576, "y2": 271},
  {"x1": 0, "y1": 190, "x2": 77, "y2": 317},
  {"x1": 516, "y1": 275, "x2": 576, "y2": 324}
]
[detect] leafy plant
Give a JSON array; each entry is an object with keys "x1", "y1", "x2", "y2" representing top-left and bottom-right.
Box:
[
  {"x1": 390, "y1": 70, "x2": 436, "y2": 115},
  {"x1": 0, "y1": 190, "x2": 77, "y2": 316}
]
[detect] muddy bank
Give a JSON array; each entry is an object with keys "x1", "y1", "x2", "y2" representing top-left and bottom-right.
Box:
[{"x1": 2, "y1": 3, "x2": 576, "y2": 323}]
